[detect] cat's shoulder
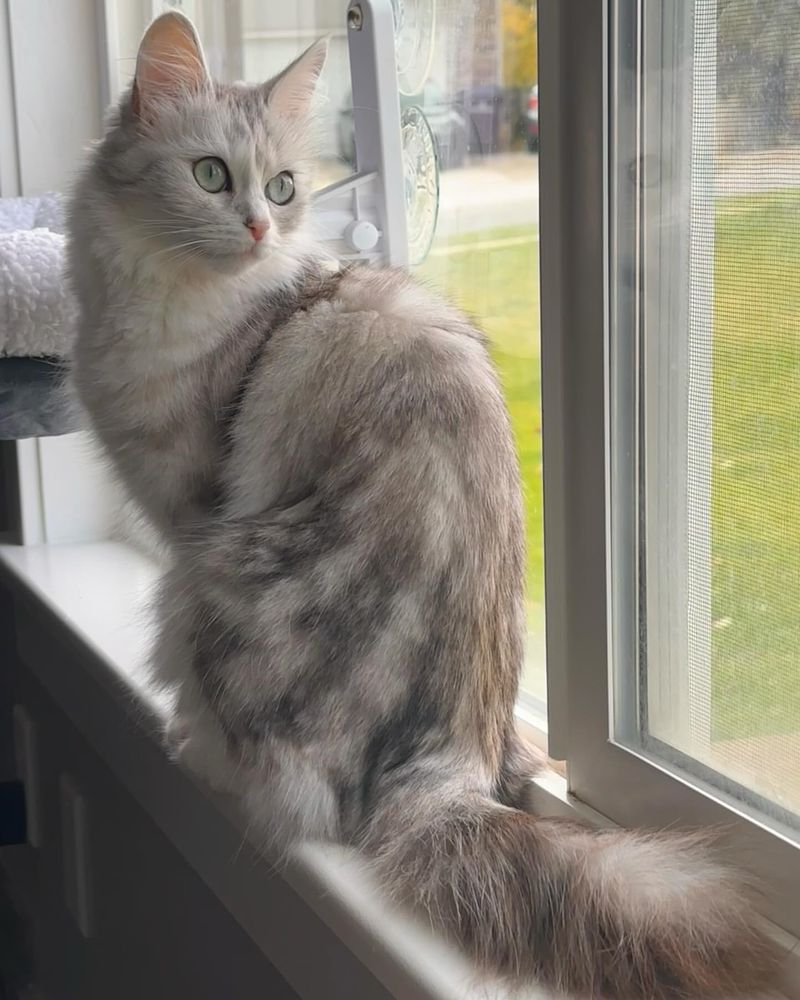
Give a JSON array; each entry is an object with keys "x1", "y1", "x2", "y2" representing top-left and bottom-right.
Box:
[
  {"x1": 257, "y1": 264, "x2": 492, "y2": 391},
  {"x1": 331, "y1": 266, "x2": 464, "y2": 329},
  {"x1": 305, "y1": 265, "x2": 487, "y2": 361}
]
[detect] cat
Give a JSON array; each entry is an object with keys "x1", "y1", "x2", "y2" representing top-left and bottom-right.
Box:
[{"x1": 67, "y1": 12, "x2": 780, "y2": 998}]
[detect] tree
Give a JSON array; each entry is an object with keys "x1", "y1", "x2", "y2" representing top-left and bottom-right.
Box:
[
  {"x1": 718, "y1": 0, "x2": 800, "y2": 146},
  {"x1": 502, "y1": 0, "x2": 537, "y2": 89}
]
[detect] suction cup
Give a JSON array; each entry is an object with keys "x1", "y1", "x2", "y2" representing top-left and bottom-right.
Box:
[
  {"x1": 391, "y1": 0, "x2": 436, "y2": 97},
  {"x1": 401, "y1": 105, "x2": 439, "y2": 265}
]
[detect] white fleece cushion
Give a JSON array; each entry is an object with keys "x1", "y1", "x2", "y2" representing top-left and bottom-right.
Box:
[
  {"x1": 0, "y1": 192, "x2": 74, "y2": 358},
  {"x1": 0, "y1": 227, "x2": 76, "y2": 358},
  {"x1": 0, "y1": 191, "x2": 65, "y2": 234}
]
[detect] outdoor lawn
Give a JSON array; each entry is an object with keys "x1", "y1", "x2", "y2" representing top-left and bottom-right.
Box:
[
  {"x1": 712, "y1": 192, "x2": 800, "y2": 741},
  {"x1": 418, "y1": 202, "x2": 800, "y2": 741},
  {"x1": 417, "y1": 228, "x2": 543, "y2": 610},
  {"x1": 417, "y1": 227, "x2": 545, "y2": 694}
]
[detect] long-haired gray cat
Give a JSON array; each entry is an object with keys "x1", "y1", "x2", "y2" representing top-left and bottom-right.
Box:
[{"x1": 68, "y1": 12, "x2": 779, "y2": 998}]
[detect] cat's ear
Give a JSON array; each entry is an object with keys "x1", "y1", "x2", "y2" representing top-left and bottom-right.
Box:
[
  {"x1": 266, "y1": 38, "x2": 328, "y2": 115},
  {"x1": 132, "y1": 11, "x2": 210, "y2": 120}
]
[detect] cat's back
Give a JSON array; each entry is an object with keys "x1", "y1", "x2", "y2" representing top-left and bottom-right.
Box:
[
  {"x1": 224, "y1": 265, "x2": 519, "y2": 520},
  {"x1": 313, "y1": 265, "x2": 490, "y2": 371},
  {"x1": 247, "y1": 264, "x2": 508, "y2": 444}
]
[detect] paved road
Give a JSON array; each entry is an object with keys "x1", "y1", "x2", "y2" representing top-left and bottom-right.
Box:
[
  {"x1": 317, "y1": 145, "x2": 800, "y2": 248},
  {"x1": 316, "y1": 151, "x2": 540, "y2": 243},
  {"x1": 716, "y1": 148, "x2": 800, "y2": 196},
  {"x1": 436, "y1": 152, "x2": 539, "y2": 238}
]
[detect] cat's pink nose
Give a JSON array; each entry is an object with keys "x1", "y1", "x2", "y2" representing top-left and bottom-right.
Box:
[{"x1": 246, "y1": 218, "x2": 269, "y2": 242}]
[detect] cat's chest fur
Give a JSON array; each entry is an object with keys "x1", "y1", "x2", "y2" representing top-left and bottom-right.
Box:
[{"x1": 74, "y1": 274, "x2": 266, "y2": 533}]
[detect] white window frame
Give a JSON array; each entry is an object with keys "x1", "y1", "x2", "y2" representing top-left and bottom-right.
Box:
[{"x1": 539, "y1": 0, "x2": 800, "y2": 938}]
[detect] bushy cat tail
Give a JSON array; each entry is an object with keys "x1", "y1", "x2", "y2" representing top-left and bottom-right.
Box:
[{"x1": 365, "y1": 788, "x2": 782, "y2": 997}]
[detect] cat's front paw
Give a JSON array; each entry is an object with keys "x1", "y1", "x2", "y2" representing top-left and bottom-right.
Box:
[
  {"x1": 163, "y1": 713, "x2": 192, "y2": 755},
  {"x1": 165, "y1": 714, "x2": 244, "y2": 795}
]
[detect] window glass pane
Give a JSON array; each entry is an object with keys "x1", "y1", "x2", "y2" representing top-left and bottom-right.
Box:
[
  {"x1": 414, "y1": 0, "x2": 544, "y2": 708},
  {"x1": 612, "y1": 0, "x2": 800, "y2": 832}
]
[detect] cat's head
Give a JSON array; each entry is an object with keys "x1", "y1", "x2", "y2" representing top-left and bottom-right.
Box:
[{"x1": 93, "y1": 12, "x2": 326, "y2": 277}]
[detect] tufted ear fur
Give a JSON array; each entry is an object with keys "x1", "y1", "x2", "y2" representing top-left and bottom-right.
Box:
[
  {"x1": 266, "y1": 37, "x2": 328, "y2": 115},
  {"x1": 132, "y1": 11, "x2": 210, "y2": 120}
]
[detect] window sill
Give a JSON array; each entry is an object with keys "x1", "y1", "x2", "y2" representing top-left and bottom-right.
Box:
[
  {"x1": 0, "y1": 540, "x2": 553, "y2": 1000},
  {"x1": 1, "y1": 540, "x2": 798, "y2": 1000}
]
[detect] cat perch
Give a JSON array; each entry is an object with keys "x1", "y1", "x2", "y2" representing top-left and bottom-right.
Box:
[{"x1": 0, "y1": 193, "x2": 78, "y2": 439}]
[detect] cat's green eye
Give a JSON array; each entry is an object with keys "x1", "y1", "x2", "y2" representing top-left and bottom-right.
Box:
[
  {"x1": 266, "y1": 171, "x2": 295, "y2": 205},
  {"x1": 193, "y1": 157, "x2": 229, "y2": 193}
]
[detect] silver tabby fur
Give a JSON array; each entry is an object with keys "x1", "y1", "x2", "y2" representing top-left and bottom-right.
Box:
[{"x1": 67, "y1": 13, "x2": 781, "y2": 997}]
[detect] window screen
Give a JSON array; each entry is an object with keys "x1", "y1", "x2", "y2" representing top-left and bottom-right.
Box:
[
  {"x1": 699, "y1": 0, "x2": 800, "y2": 819},
  {"x1": 613, "y1": 0, "x2": 800, "y2": 833}
]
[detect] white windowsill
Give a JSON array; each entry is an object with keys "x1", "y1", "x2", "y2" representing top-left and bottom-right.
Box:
[
  {"x1": 0, "y1": 540, "x2": 552, "y2": 1000},
  {"x1": 1, "y1": 540, "x2": 798, "y2": 1000}
]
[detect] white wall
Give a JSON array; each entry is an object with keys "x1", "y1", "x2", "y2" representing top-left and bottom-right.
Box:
[
  {"x1": 1, "y1": 0, "x2": 105, "y2": 197},
  {"x1": 110, "y1": 0, "x2": 350, "y2": 160},
  {"x1": 242, "y1": 0, "x2": 350, "y2": 158}
]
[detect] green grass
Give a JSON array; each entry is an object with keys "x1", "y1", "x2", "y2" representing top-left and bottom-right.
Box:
[
  {"x1": 416, "y1": 227, "x2": 544, "y2": 622},
  {"x1": 417, "y1": 205, "x2": 800, "y2": 738},
  {"x1": 417, "y1": 227, "x2": 546, "y2": 696},
  {"x1": 712, "y1": 192, "x2": 800, "y2": 740}
]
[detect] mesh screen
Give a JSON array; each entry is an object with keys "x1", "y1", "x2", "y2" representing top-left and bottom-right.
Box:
[{"x1": 652, "y1": 0, "x2": 800, "y2": 824}]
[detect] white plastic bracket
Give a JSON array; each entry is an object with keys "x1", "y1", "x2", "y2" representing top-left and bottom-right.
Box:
[{"x1": 312, "y1": 0, "x2": 408, "y2": 267}]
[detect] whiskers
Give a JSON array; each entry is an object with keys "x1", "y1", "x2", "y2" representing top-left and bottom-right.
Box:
[
  {"x1": 127, "y1": 210, "x2": 256, "y2": 271},
  {"x1": 137, "y1": 236, "x2": 216, "y2": 270},
  {"x1": 124, "y1": 221, "x2": 227, "y2": 271}
]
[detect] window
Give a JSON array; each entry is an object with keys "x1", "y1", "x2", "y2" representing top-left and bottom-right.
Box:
[
  {"x1": 541, "y1": 0, "x2": 800, "y2": 936},
  {"x1": 628, "y1": 0, "x2": 800, "y2": 832}
]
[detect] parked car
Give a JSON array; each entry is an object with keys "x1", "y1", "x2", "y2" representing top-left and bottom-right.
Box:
[
  {"x1": 338, "y1": 82, "x2": 469, "y2": 170},
  {"x1": 524, "y1": 84, "x2": 539, "y2": 151}
]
